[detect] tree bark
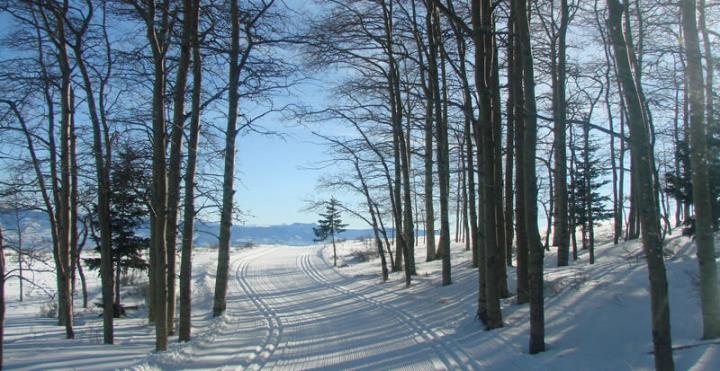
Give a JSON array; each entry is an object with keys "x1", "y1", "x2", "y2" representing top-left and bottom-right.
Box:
[
  {"x1": 553, "y1": 0, "x2": 570, "y2": 267},
  {"x1": 69, "y1": 3, "x2": 114, "y2": 342},
  {"x1": 213, "y1": 0, "x2": 243, "y2": 317},
  {"x1": 165, "y1": 0, "x2": 195, "y2": 336},
  {"x1": 51, "y1": 1, "x2": 75, "y2": 338},
  {"x1": 607, "y1": 0, "x2": 674, "y2": 368},
  {"x1": 136, "y1": 0, "x2": 172, "y2": 351},
  {"x1": 681, "y1": 0, "x2": 720, "y2": 339},
  {"x1": 514, "y1": 0, "x2": 544, "y2": 353},
  {"x1": 426, "y1": 2, "x2": 451, "y2": 285},
  {"x1": 1, "y1": 225, "x2": 6, "y2": 370},
  {"x1": 179, "y1": 0, "x2": 201, "y2": 343}
]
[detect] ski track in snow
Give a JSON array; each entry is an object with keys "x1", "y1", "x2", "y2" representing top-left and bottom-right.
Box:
[
  {"x1": 297, "y1": 246, "x2": 481, "y2": 370},
  {"x1": 8, "y1": 230, "x2": 719, "y2": 370},
  {"x1": 236, "y1": 246, "x2": 467, "y2": 370},
  {"x1": 232, "y1": 247, "x2": 284, "y2": 370}
]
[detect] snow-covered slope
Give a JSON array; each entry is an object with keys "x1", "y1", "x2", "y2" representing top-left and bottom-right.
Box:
[{"x1": 2, "y1": 227, "x2": 719, "y2": 370}]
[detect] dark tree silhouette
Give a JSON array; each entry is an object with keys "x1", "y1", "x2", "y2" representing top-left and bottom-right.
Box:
[
  {"x1": 314, "y1": 198, "x2": 348, "y2": 267},
  {"x1": 86, "y1": 143, "x2": 149, "y2": 315}
]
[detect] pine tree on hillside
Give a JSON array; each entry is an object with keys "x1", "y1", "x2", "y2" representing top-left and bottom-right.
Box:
[
  {"x1": 570, "y1": 125, "x2": 612, "y2": 264},
  {"x1": 86, "y1": 143, "x2": 150, "y2": 314},
  {"x1": 314, "y1": 197, "x2": 348, "y2": 267},
  {"x1": 665, "y1": 134, "x2": 720, "y2": 229},
  {"x1": 664, "y1": 137, "x2": 692, "y2": 221}
]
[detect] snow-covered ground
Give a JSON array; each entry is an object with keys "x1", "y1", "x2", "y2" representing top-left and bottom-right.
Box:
[{"x1": 3, "y1": 227, "x2": 720, "y2": 370}]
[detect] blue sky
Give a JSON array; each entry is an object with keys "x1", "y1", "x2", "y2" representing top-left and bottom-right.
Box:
[{"x1": 235, "y1": 121, "x2": 328, "y2": 227}]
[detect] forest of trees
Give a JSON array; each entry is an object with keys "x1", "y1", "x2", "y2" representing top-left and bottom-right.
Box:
[{"x1": 0, "y1": 1, "x2": 718, "y2": 370}]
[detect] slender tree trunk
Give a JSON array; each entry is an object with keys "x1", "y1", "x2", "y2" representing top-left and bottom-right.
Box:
[
  {"x1": 491, "y1": 25, "x2": 509, "y2": 298},
  {"x1": 505, "y1": 10, "x2": 516, "y2": 268},
  {"x1": 354, "y1": 160, "x2": 389, "y2": 281},
  {"x1": 213, "y1": 0, "x2": 242, "y2": 317},
  {"x1": 514, "y1": 0, "x2": 544, "y2": 353},
  {"x1": 115, "y1": 260, "x2": 121, "y2": 308},
  {"x1": 1, "y1": 226, "x2": 6, "y2": 370},
  {"x1": 166, "y1": 0, "x2": 195, "y2": 336},
  {"x1": 509, "y1": 2, "x2": 528, "y2": 304},
  {"x1": 424, "y1": 79, "x2": 436, "y2": 261},
  {"x1": 375, "y1": 203, "x2": 395, "y2": 270},
  {"x1": 607, "y1": 0, "x2": 674, "y2": 368},
  {"x1": 427, "y1": 2, "x2": 451, "y2": 285},
  {"x1": 54, "y1": 4, "x2": 75, "y2": 338},
  {"x1": 446, "y1": 8, "x2": 479, "y2": 268},
  {"x1": 681, "y1": 0, "x2": 720, "y2": 339},
  {"x1": 393, "y1": 136, "x2": 404, "y2": 274},
  {"x1": 672, "y1": 63, "x2": 683, "y2": 227},
  {"x1": 382, "y1": 0, "x2": 412, "y2": 283},
  {"x1": 71, "y1": 10, "x2": 115, "y2": 341},
  {"x1": 12, "y1": 203, "x2": 23, "y2": 303},
  {"x1": 698, "y1": 0, "x2": 718, "y2": 228},
  {"x1": 553, "y1": 0, "x2": 570, "y2": 267},
  {"x1": 70, "y1": 109, "x2": 79, "y2": 302},
  {"x1": 179, "y1": 0, "x2": 201, "y2": 342},
  {"x1": 595, "y1": 0, "x2": 622, "y2": 243},
  {"x1": 140, "y1": 0, "x2": 171, "y2": 351},
  {"x1": 583, "y1": 124, "x2": 595, "y2": 264},
  {"x1": 569, "y1": 124, "x2": 579, "y2": 260},
  {"x1": 471, "y1": 0, "x2": 502, "y2": 329},
  {"x1": 460, "y1": 144, "x2": 470, "y2": 251}
]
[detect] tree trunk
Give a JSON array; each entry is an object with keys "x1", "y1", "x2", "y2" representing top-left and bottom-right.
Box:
[
  {"x1": 504, "y1": 10, "x2": 516, "y2": 268},
  {"x1": 553, "y1": 0, "x2": 570, "y2": 267},
  {"x1": 607, "y1": 0, "x2": 674, "y2": 368},
  {"x1": 213, "y1": 0, "x2": 242, "y2": 317},
  {"x1": 115, "y1": 260, "x2": 121, "y2": 307},
  {"x1": 54, "y1": 4, "x2": 75, "y2": 338},
  {"x1": 424, "y1": 74, "x2": 436, "y2": 261},
  {"x1": 426, "y1": 2, "x2": 451, "y2": 285},
  {"x1": 514, "y1": 0, "x2": 545, "y2": 353},
  {"x1": 375, "y1": 203, "x2": 395, "y2": 270},
  {"x1": 71, "y1": 9, "x2": 115, "y2": 341},
  {"x1": 681, "y1": 0, "x2": 720, "y2": 339},
  {"x1": 698, "y1": 0, "x2": 718, "y2": 228},
  {"x1": 141, "y1": 0, "x2": 171, "y2": 351},
  {"x1": 1, "y1": 226, "x2": 6, "y2": 370},
  {"x1": 471, "y1": 0, "x2": 503, "y2": 330},
  {"x1": 166, "y1": 0, "x2": 195, "y2": 336},
  {"x1": 491, "y1": 25, "x2": 509, "y2": 299},
  {"x1": 179, "y1": 0, "x2": 201, "y2": 342},
  {"x1": 594, "y1": 0, "x2": 623, "y2": 244},
  {"x1": 509, "y1": 1, "x2": 528, "y2": 304}
]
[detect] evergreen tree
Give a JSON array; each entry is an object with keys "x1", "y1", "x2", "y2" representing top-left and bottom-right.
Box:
[
  {"x1": 86, "y1": 143, "x2": 150, "y2": 313},
  {"x1": 313, "y1": 197, "x2": 348, "y2": 267},
  {"x1": 664, "y1": 137, "x2": 692, "y2": 217},
  {"x1": 665, "y1": 134, "x2": 720, "y2": 229},
  {"x1": 570, "y1": 125, "x2": 613, "y2": 264}
]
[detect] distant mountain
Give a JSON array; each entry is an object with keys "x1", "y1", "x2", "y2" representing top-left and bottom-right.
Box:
[
  {"x1": 192, "y1": 222, "x2": 383, "y2": 247},
  {"x1": 0, "y1": 209, "x2": 392, "y2": 248}
]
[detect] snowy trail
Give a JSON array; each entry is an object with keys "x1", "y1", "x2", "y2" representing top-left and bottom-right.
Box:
[{"x1": 233, "y1": 246, "x2": 477, "y2": 370}]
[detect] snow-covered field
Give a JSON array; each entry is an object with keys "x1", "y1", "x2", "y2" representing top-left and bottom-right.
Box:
[{"x1": 3, "y1": 228, "x2": 720, "y2": 370}]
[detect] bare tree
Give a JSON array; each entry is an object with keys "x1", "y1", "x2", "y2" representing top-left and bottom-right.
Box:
[
  {"x1": 607, "y1": 0, "x2": 674, "y2": 368},
  {"x1": 513, "y1": 0, "x2": 546, "y2": 353},
  {"x1": 123, "y1": 0, "x2": 174, "y2": 351},
  {"x1": 681, "y1": 0, "x2": 720, "y2": 340},
  {"x1": 65, "y1": 0, "x2": 115, "y2": 343},
  {"x1": 179, "y1": 0, "x2": 202, "y2": 343}
]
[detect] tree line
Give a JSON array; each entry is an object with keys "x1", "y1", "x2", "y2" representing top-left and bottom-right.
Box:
[
  {"x1": 302, "y1": 1, "x2": 718, "y2": 370},
  {"x1": 0, "y1": 1, "x2": 717, "y2": 371}
]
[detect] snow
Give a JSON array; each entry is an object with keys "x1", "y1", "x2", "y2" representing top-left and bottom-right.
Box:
[{"x1": 3, "y1": 226, "x2": 720, "y2": 370}]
